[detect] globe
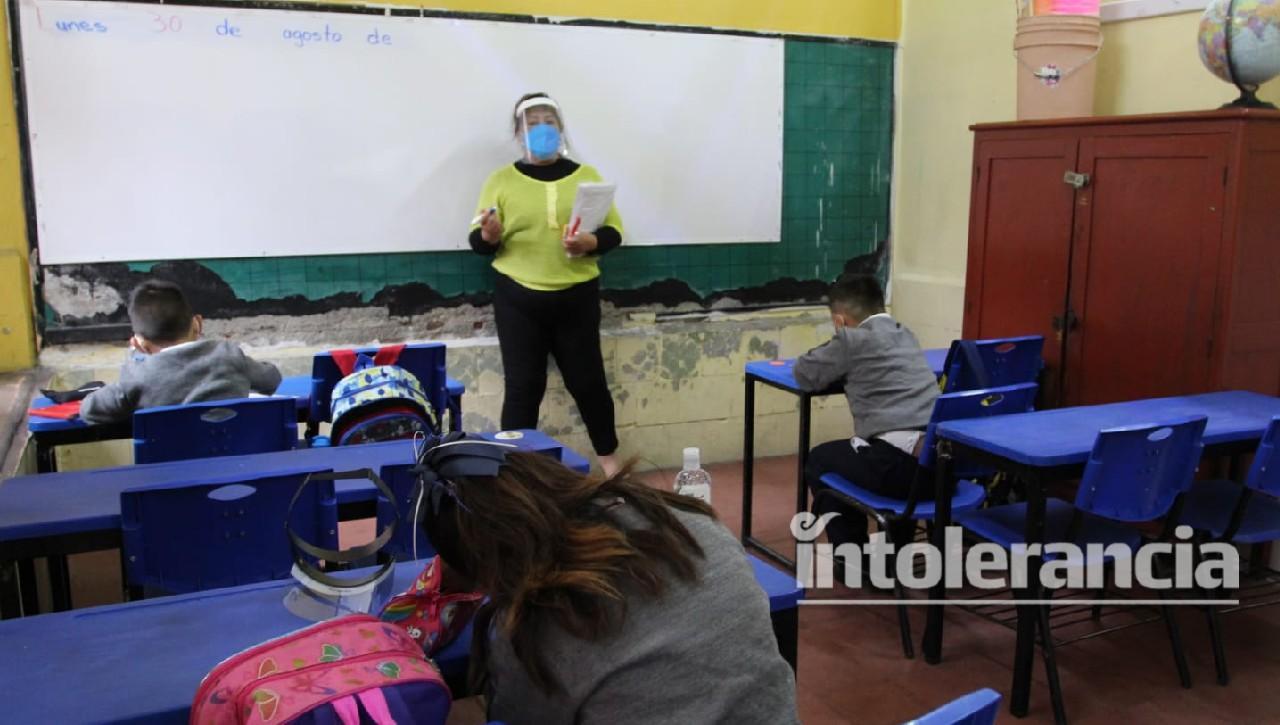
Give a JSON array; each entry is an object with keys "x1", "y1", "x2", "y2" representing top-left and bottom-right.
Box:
[{"x1": 1199, "y1": 0, "x2": 1280, "y2": 107}]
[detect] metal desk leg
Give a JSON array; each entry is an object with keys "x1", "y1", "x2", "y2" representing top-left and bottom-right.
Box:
[
  {"x1": 741, "y1": 374, "x2": 804, "y2": 570},
  {"x1": 18, "y1": 559, "x2": 39, "y2": 615},
  {"x1": 36, "y1": 439, "x2": 57, "y2": 474},
  {"x1": 741, "y1": 376, "x2": 756, "y2": 544},
  {"x1": 923, "y1": 441, "x2": 952, "y2": 664},
  {"x1": 796, "y1": 394, "x2": 812, "y2": 517},
  {"x1": 1010, "y1": 592, "x2": 1036, "y2": 717},
  {"x1": 771, "y1": 606, "x2": 799, "y2": 673},
  {"x1": 48, "y1": 555, "x2": 72, "y2": 611},
  {"x1": 1, "y1": 561, "x2": 24, "y2": 619},
  {"x1": 120, "y1": 548, "x2": 143, "y2": 602},
  {"x1": 1011, "y1": 475, "x2": 1048, "y2": 718}
]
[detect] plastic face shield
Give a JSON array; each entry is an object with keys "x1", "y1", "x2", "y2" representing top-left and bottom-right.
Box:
[
  {"x1": 516, "y1": 97, "x2": 566, "y2": 162},
  {"x1": 283, "y1": 562, "x2": 398, "y2": 622},
  {"x1": 282, "y1": 469, "x2": 400, "y2": 622}
]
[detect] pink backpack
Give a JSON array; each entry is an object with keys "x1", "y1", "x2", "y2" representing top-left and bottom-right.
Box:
[{"x1": 190, "y1": 614, "x2": 450, "y2": 725}]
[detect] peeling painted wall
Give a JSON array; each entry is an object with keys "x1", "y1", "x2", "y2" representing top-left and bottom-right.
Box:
[{"x1": 41, "y1": 307, "x2": 860, "y2": 471}]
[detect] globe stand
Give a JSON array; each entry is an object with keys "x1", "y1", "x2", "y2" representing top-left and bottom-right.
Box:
[
  {"x1": 1220, "y1": 0, "x2": 1279, "y2": 110},
  {"x1": 1221, "y1": 85, "x2": 1278, "y2": 110}
]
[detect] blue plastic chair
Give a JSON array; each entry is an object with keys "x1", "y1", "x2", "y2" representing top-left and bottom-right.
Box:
[
  {"x1": 1179, "y1": 415, "x2": 1280, "y2": 685},
  {"x1": 133, "y1": 397, "x2": 298, "y2": 464},
  {"x1": 939, "y1": 336, "x2": 1044, "y2": 393},
  {"x1": 956, "y1": 415, "x2": 1208, "y2": 722},
  {"x1": 816, "y1": 382, "x2": 1038, "y2": 658},
  {"x1": 904, "y1": 688, "x2": 1002, "y2": 725},
  {"x1": 121, "y1": 468, "x2": 337, "y2": 595},
  {"x1": 310, "y1": 343, "x2": 457, "y2": 434}
]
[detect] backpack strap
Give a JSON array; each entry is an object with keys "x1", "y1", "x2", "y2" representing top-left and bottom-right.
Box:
[
  {"x1": 356, "y1": 690, "x2": 396, "y2": 725},
  {"x1": 372, "y1": 344, "x2": 406, "y2": 367},
  {"x1": 330, "y1": 693, "x2": 396, "y2": 725},
  {"x1": 330, "y1": 344, "x2": 407, "y2": 376},
  {"x1": 330, "y1": 348, "x2": 360, "y2": 376}
]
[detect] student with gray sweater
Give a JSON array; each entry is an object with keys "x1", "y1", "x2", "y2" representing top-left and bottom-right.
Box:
[
  {"x1": 80, "y1": 280, "x2": 281, "y2": 425},
  {"x1": 794, "y1": 274, "x2": 939, "y2": 549}
]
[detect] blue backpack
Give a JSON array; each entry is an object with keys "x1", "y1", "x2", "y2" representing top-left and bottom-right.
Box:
[{"x1": 329, "y1": 350, "x2": 439, "y2": 446}]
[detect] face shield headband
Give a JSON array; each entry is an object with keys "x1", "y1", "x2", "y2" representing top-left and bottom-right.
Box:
[
  {"x1": 516, "y1": 97, "x2": 567, "y2": 162},
  {"x1": 284, "y1": 468, "x2": 400, "y2": 620}
]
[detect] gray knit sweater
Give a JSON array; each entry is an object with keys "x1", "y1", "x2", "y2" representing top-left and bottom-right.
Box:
[
  {"x1": 484, "y1": 506, "x2": 800, "y2": 725},
  {"x1": 80, "y1": 339, "x2": 282, "y2": 425},
  {"x1": 794, "y1": 314, "x2": 938, "y2": 439}
]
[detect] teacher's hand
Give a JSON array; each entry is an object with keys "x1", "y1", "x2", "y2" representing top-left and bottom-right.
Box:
[
  {"x1": 563, "y1": 231, "x2": 598, "y2": 256},
  {"x1": 480, "y1": 210, "x2": 503, "y2": 245}
]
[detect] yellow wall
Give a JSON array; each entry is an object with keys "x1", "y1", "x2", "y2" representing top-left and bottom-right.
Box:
[
  {"x1": 889, "y1": 0, "x2": 1016, "y2": 348},
  {"x1": 0, "y1": 0, "x2": 897, "y2": 373},
  {"x1": 1097, "y1": 10, "x2": 1280, "y2": 114},
  {"x1": 421, "y1": 0, "x2": 900, "y2": 40},
  {"x1": 0, "y1": 8, "x2": 35, "y2": 372},
  {"x1": 891, "y1": 1, "x2": 1280, "y2": 348}
]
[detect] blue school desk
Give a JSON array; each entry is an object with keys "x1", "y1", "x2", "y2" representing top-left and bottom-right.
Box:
[
  {"x1": 919, "y1": 390, "x2": 1280, "y2": 719},
  {"x1": 0, "y1": 430, "x2": 587, "y2": 617},
  {"x1": 24, "y1": 375, "x2": 467, "y2": 474},
  {"x1": 0, "y1": 561, "x2": 471, "y2": 724},
  {"x1": 0, "y1": 554, "x2": 803, "y2": 724},
  {"x1": 25, "y1": 392, "x2": 308, "y2": 474},
  {"x1": 740, "y1": 348, "x2": 946, "y2": 569}
]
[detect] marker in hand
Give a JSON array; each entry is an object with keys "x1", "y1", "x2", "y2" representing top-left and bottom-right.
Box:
[
  {"x1": 563, "y1": 217, "x2": 588, "y2": 258},
  {"x1": 470, "y1": 207, "x2": 497, "y2": 226}
]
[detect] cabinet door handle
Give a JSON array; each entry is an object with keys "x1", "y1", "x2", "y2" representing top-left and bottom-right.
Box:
[
  {"x1": 1063, "y1": 171, "x2": 1091, "y2": 189},
  {"x1": 1052, "y1": 311, "x2": 1081, "y2": 333}
]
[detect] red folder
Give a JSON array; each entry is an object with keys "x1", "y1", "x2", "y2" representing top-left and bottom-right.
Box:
[{"x1": 29, "y1": 401, "x2": 82, "y2": 420}]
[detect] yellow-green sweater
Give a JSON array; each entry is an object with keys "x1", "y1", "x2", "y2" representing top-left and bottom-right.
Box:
[{"x1": 471, "y1": 161, "x2": 623, "y2": 291}]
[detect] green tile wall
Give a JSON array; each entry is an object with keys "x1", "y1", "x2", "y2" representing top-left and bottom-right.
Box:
[{"x1": 124, "y1": 39, "x2": 894, "y2": 304}]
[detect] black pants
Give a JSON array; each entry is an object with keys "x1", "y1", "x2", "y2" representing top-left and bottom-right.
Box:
[
  {"x1": 492, "y1": 274, "x2": 618, "y2": 456},
  {"x1": 805, "y1": 438, "x2": 929, "y2": 546}
]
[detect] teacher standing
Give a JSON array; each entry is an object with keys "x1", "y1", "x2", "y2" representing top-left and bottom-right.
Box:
[{"x1": 469, "y1": 92, "x2": 623, "y2": 476}]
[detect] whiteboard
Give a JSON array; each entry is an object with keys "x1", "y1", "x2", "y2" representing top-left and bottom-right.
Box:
[{"x1": 16, "y1": 0, "x2": 784, "y2": 264}]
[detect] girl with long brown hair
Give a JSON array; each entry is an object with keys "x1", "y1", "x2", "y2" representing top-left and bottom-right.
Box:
[{"x1": 415, "y1": 434, "x2": 798, "y2": 724}]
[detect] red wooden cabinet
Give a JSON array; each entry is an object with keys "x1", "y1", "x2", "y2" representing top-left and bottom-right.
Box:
[{"x1": 962, "y1": 110, "x2": 1280, "y2": 407}]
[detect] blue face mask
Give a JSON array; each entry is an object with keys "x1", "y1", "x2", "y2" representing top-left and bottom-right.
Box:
[{"x1": 526, "y1": 124, "x2": 561, "y2": 161}]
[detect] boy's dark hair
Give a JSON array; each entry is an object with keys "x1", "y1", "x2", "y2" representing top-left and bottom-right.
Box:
[
  {"x1": 128, "y1": 280, "x2": 194, "y2": 343},
  {"x1": 828, "y1": 273, "x2": 885, "y2": 320}
]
